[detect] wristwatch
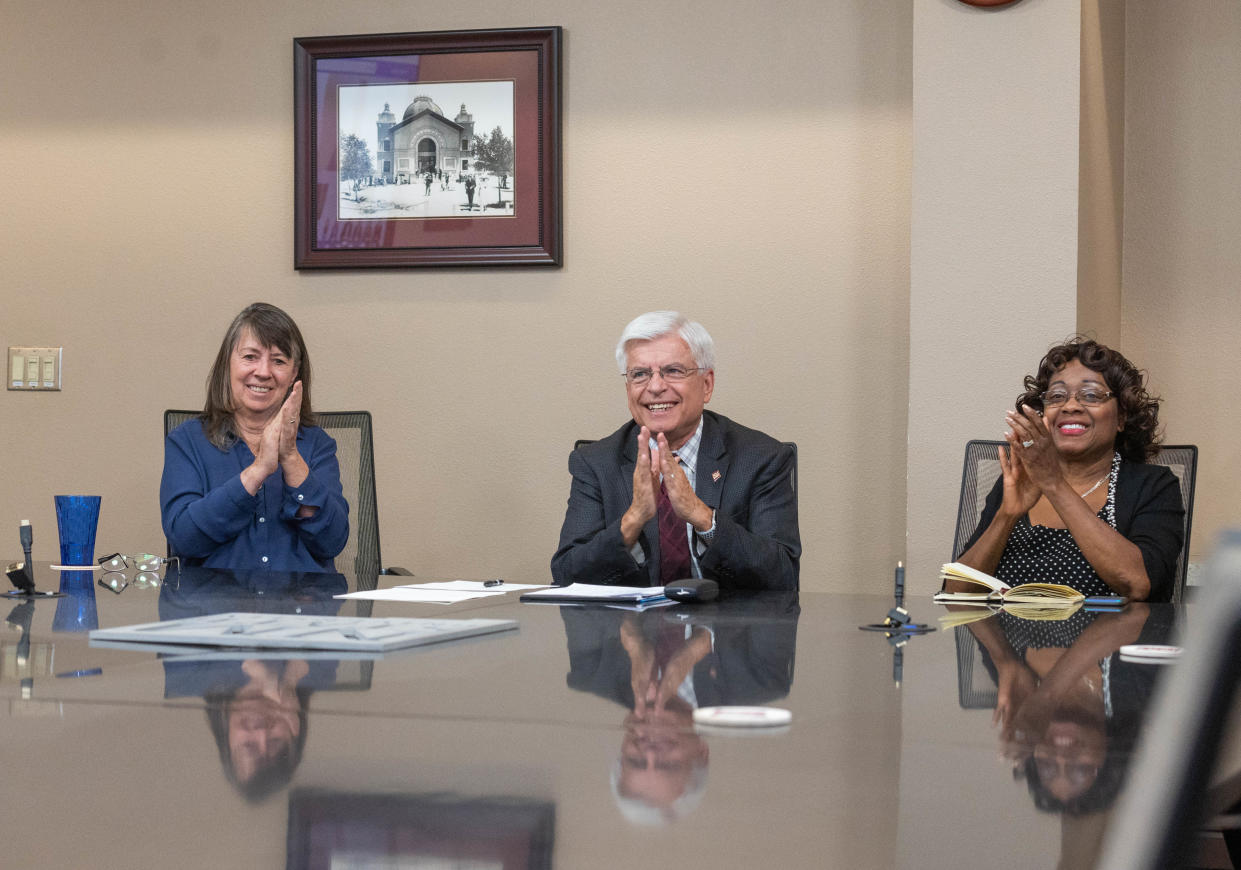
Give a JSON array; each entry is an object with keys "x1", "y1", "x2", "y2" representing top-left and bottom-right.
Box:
[{"x1": 696, "y1": 510, "x2": 718, "y2": 545}]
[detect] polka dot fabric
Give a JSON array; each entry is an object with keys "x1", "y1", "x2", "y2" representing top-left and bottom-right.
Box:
[{"x1": 994, "y1": 452, "x2": 1122, "y2": 599}]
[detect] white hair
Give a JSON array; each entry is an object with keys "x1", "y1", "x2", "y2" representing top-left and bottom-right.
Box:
[
  {"x1": 609, "y1": 756, "x2": 709, "y2": 826},
  {"x1": 615, "y1": 311, "x2": 716, "y2": 373}
]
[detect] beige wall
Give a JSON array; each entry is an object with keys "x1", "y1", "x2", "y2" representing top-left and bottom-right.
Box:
[
  {"x1": 1122, "y1": 1, "x2": 1241, "y2": 561},
  {"x1": 0, "y1": 1, "x2": 913, "y2": 592},
  {"x1": 1078, "y1": 0, "x2": 1125, "y2": 346},
  {"x1": 3, "y1": 1, "x2": 1234, "y2": 594},
  {"x1": 907, "y1": 0, "x2": 1082, "y2": 590}
]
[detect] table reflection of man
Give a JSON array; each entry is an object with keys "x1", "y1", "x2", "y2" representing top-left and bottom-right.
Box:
[
  {"x1": 552, "y1": 311, "x2": 800, "y2": 590},
  {"x1": 959, "y1": 603, "x2": 1172, "y2": 816},
  {"x1": 561, "y1": 596, "x2": 798, "y2": 824},
  {"x1": 159, "y1": 567, "x2": 348, "y2": 802}
]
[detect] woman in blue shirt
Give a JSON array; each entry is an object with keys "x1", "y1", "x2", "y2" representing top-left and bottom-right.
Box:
[{"x1": 160, "y1": 303, "x2": 349, "y2": 572}]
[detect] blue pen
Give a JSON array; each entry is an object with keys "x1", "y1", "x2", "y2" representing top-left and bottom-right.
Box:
[{"x1": 1084, "y1": 595, "x2": 1127, "y2": 608}]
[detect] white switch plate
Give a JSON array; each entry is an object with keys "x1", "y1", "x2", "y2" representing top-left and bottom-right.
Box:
[{"x1": 7, "y1": 347, "x2": 62, "y2": 390}]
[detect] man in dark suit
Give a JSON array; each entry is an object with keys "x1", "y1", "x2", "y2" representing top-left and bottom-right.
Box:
[{"x1": 551, "y1": 311, "x2": 799, "y2": 590}]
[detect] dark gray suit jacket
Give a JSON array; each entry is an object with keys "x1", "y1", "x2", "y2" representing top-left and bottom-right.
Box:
[{"x1": 551, "y1": 411, "x2": 800, "y2": 590}]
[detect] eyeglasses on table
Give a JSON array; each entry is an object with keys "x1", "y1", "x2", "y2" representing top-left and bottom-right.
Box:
[{"x1": 96, "y1": 553, "x2": 180, "y2": 594}]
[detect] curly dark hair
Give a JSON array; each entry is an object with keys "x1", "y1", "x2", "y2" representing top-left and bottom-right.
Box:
[{"x1": 1014, "y1": 336, "x2": 1162, "y2": 462}]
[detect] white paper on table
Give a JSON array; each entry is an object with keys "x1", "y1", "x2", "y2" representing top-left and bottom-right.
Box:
[
  {"x1": 518, "y1": 583, "x2": 668, "y2": 603},
  {"x1": 409, "y1": 581, "x2": 550, "y2": 592},
  {"x1": 334, "y1": 587, "x2": 487, "y2": 603},
  {"x1": 335, "y1": 580, "x2": 552, "y2": 604}
]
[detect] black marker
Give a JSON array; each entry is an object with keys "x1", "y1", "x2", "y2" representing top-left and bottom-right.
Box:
[{"x1": 483, "y1": 579, "x2": 503, "y2": 587}]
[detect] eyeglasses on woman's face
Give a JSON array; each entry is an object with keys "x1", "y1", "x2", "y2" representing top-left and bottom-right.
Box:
[{"x1": 1039, "y1": 388, "x2": 1114, "y2": 408}]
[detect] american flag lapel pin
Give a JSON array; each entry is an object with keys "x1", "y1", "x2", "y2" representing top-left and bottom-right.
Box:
[{"x1": 712, "y1": 470, "x2": 722, "y2": 482}]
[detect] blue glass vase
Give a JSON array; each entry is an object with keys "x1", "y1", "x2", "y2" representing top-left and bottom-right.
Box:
[{"x1": 53, "y1": 495, "x2": 101, "y2": 567}]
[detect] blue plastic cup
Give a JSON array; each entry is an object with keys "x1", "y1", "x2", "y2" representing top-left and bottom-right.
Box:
[{"x1": 53, "y1": 495, "x2": 101, "y2": 567}]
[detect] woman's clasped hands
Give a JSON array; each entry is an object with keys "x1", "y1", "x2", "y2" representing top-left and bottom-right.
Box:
[
  {"x1": 243, "y1": 381, "x2": 311, "y2": 497},
  {"x1": 999, "y1": 406, "x2": 1061, "y2": 518}
]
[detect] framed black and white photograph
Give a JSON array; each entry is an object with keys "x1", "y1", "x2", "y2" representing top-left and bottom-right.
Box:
[
  {"x1": 286, "y1": 790, "x2": 556, "y2": 869},
  {"x1": 294, "y1": 27, "x2": 562, "y2": 268}
]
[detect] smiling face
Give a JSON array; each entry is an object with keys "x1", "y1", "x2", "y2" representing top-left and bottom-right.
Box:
[
  {"x1": 624, "y1": 332, "x2": 714, "y2": 450},
  {"x1": 229, "y1": 328, "x2": 297, "y2": 425},
  {"x1": 1033, "y1": 717, "x2": 1107, "y2": 803},
  {"x1": 1044, "y1": 359, "x2": 1122, "y2": 460}
]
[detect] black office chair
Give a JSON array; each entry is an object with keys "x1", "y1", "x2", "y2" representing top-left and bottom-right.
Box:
[
  {"x1": 950, "y1": 439, "x2": 1199, "y2": 710},
  {"x1": 163, "y1": 410, "x2": 410, "y2": 588},
  {"x1": 572, "y1": 439, "x2": 798, "y2": 492},
  {"x1": 950, "y1": 439, "x2": 1198, "y2": 603}
]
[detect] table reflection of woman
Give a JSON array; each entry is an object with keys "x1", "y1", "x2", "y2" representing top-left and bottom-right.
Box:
[
  {"x1": 159, "y1": 567, "x2": 348, "y2": 802},
  {"x1": 954, "y1": 338, "x2": 1184, "y2": 602},
  {"x1": 160, "y1": 302, "x2": 348, "y2": 572},
  {"x1": 964, "y1": 604, "x2": 1171, "y2": 815},
  {"x1": 206, "y1": 659, "x2": 310, "y2": 801}
]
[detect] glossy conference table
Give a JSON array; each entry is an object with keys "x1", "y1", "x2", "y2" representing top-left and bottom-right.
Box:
[{"x1": 0, "y1": 563, "x2": 1201, "y2": 869}]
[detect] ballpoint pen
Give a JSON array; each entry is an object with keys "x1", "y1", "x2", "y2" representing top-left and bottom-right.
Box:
[{"x1": 483, "y1": 579, "x2": 504, "y2": 587}]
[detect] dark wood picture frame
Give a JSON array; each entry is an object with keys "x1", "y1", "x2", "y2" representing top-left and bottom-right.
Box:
[
  {"x1": 294, "y1": 27, "x2": 562, "y2": 268},
  {"x1": 287, "y1": 790, "x2": 555, "y2": 869}
]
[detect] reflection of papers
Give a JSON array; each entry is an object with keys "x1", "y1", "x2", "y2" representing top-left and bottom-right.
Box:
[{"x1": 335, "y1": 580, "x2": 551, "y2": 604}]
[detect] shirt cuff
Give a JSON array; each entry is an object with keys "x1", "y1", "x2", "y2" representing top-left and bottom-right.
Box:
[
  {"x1": 282, "y1": 472, "x2": 327, "y2": 519},
  {"x1": 630, "y1": 540, "x2": 647, "y2": 565}
]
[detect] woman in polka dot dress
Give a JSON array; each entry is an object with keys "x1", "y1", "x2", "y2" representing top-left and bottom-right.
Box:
[{"x1": 953, "y1": 338, "x2": 1184, "y2": 603}]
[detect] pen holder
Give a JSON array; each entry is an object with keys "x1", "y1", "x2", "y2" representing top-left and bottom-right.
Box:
[{"x1": 54, "y1": 495, "x2": 101, "y2": 567}]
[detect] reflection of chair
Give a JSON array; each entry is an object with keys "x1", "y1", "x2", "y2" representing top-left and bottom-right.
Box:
[
  {"x1": 572, "y1": 440, "x2": 798, "y2": 493},
  {"x1": 953, "y1": 626, "x2": 997, "y2": 710},
  {"x1": 163, "y1": 410, "x2": 409, "y2": 587},
  {"x1": 951, "y1": 440, "x2": 1198, "y2": 602}
]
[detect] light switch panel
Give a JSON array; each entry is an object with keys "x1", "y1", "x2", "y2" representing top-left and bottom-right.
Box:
[{"x1": 7, "y1": 347, "x2": 61, "y2": 390}]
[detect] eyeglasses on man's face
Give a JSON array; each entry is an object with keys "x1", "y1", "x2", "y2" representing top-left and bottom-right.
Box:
[
  {"x1": 96, "y1": 553, "x2": 180, "y2": 594},
  {"x1": 621, "y1": 365, "x2": 701, "y2": 387},
  {"x1": 1039, "y1": 388, "x2": 1114, "y2": 408}
]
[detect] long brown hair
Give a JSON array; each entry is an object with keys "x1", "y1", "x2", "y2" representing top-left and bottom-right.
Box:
[{"x1": 201, "y1": 303, "x2": 316, "y2": 448}]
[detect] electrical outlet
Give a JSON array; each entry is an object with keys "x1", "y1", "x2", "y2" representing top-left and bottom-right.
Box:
[{"x1": 7, "y1": 347, "x2": 61, "y2": 390}]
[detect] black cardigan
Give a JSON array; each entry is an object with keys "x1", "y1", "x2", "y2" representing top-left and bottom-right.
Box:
[{"x1": 958, "y1": 459, "x2": 1185, "y2": 602}]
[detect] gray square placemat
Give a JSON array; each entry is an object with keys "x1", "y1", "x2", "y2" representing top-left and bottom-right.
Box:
[{"x1": 89, "y1": 612, "x2": 518, "y2": 652}]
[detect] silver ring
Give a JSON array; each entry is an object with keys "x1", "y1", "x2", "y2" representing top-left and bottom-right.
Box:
[{"x1": 1022, "y1": 439, "x2": 1035, "y2": 448}]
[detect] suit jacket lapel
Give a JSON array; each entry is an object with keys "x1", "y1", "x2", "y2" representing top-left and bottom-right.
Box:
[{"x1": 695, "y1": 413, "x2": 729, "y2": 510}]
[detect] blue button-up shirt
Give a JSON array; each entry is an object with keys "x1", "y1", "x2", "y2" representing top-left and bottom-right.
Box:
[{"x1": 160, "y1": 418, "x2": 349, "y2": 572}]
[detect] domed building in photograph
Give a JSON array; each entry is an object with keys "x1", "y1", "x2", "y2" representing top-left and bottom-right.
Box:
[{"x1": 375, "y1": 97, "x2": 477, "y2": 183}]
